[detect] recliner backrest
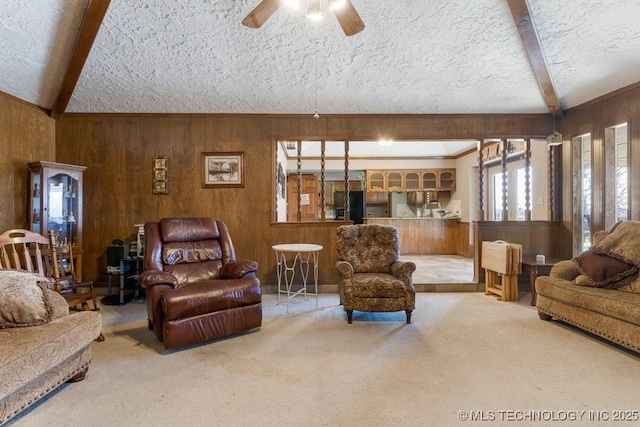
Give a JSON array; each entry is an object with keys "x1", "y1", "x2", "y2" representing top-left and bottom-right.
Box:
[
  {"x1": 336, "y1": 224, "x2": 399, "y2": 274},
  {"x1": 145, "y1": 218, "x2": 236, "y2": 286}
]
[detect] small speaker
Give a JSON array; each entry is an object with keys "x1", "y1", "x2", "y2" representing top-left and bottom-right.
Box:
[{"x1": 107, "y1": 245, "x2": 127, "y2": 267}]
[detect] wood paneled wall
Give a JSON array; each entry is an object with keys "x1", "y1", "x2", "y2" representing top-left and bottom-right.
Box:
[
  {"x1": 472, "y1": 220, "x2": 572, "y2": 283},
  {"x1": 456, "y1": 221, "x2": 472, "y2": 258},
  {"x1": 0, "y1": 92, "x2": 56, "y2": 232},
  {"x1": 363, "y1": 218, "x2": 464, "y2": 255},
  {"x1": 559, "y1": 83, "x2": 640, "y2": 236},
  {"x1": 55, "y1": 113, "x2": 551, "y2": 287}
]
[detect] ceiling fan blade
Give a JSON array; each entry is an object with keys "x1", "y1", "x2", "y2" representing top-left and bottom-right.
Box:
[
  {"x1": 242, "y1": 0, "x2": 281, "y2": 29},
  {"x1": 333, "y1": 0, "x2": 365, "y2": 36}
]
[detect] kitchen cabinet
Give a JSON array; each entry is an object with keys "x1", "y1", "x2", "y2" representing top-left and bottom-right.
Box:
[
  {"x1": 421, "y1": 171, "x2": 437, "y2": 190},
  {"x1": 367, "y1": 171, "x2": 386, "y2": 191},
  {"x1": 367, "y1": 169, "x2": 456, "y2": 192},
  {"x1": 407, "y1": 191, "x2": 441, "y2": 206},
  {"x1": 407, "y1": 191, "x2": 424, "y2": 205},
  {"x1": 366, "y1": 191, "x2": 389, "y2": 205},
  {"x1": 386, "y1": 172, "x2": 403, "y2": 191},
  {"x1": 404, "y1": 171, "x2": 420, "y2": 191},
  {"x1": 439, "y1": 169, "x2": 456, "y2": 190},
  {"x1": 324, "y1": 181, "x2": 364, "y2": 206}
]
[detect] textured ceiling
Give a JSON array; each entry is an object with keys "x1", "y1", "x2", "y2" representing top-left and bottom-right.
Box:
[{"x1": 1, "y1": 0, "x2": 640, "y2": 116}]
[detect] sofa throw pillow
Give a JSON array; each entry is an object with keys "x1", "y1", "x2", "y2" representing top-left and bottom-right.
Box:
[
  {"x1": 573, "y1": 250, "x2": 638, "y2": 289},
  {"x1": 0, "y1": 270, "x2": 56, "y2": 328}
]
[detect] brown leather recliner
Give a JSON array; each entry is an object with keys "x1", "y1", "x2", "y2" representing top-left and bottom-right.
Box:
[{"x1": 139, "y1": 218, "x2": 262, "y2": 349}]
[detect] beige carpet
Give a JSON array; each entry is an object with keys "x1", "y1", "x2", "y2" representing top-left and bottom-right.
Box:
[{"x1": 8, "y1": 293, "x2": 639, "y2": 426}]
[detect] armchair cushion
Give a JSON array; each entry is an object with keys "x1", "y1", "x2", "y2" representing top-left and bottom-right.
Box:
[
  {"x1": 0, "y1": 270, "x2": 57, "y2": 328},
  {"x1": 350, "y1": 273, "x2": 407, "y2": 298},
  {"x1": 162, "y1": 278, "x2": 261, "y2": 320}
]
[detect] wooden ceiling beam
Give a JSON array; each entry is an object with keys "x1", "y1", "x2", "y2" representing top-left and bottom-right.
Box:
[
  {"x1": 50, "y1": 0, "x2": 111, "y2": 119},
  {"x1": 507, "y1": 0, "x2": 564, "y2": 120}
]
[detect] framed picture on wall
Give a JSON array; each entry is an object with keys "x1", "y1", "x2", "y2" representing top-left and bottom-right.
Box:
[{"x1": 202, "y1": 152, "x2": 244, "y2": 188}]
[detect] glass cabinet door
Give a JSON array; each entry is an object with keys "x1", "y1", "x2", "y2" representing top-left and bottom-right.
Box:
[
  {"x1": 387, "y1": 172, "x2": 402, "y2": 191},
  {"x1": 439, "y1": 170, "x2": 455, "y2": 190},
  {"x1": 46, "y1": 172, "x2": 79, "y2": 246},
  {"x1": 28, "y1": 161, "x2": 85, "y2": 248},
  {"x1": 404, "y1": 172, "x2": 420, "y2": 190},
  {"x1": 30, "y1": 171, "x2": 42, "y2": 234},
  {"x1": 367, "y1": 171, "x2": 385, "y2": 191},
  {"x1": 422, "y1": 171, "x2": 437, "y2": 190}
]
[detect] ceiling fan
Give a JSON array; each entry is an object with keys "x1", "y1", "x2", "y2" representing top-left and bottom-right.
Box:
[{"x1": 242, "y1": 0, "x2": 365, "y2": 37}]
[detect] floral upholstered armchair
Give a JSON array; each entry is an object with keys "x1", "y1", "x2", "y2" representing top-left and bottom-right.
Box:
[{"x1": 335, "y1": 224, "x2": 416, "y2": 324}]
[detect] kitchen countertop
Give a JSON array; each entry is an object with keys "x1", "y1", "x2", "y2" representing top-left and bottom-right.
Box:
[{"x1": 365, "y1": 216, "x2": 459, "y2": 220}]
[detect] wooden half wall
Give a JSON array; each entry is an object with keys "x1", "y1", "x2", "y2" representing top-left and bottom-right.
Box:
[{"x1": 472, "y1": 220, "x2": 572, "y2": 283}]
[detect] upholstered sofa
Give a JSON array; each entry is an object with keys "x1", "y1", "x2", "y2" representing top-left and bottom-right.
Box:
[
  {"x1": 536, "y1": 221, "x2": 640, "y2": 353},
  {"x1": 0, "y1": 270, "x2": 102, "y2": 424}
]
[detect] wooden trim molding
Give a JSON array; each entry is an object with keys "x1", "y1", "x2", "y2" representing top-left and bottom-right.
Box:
[
  {"x1": 507, "y1": 0, "x2": 564, "y2": 119},
  {"x1": 50, "y1": 0, "x2": 111, "y2": 118}
]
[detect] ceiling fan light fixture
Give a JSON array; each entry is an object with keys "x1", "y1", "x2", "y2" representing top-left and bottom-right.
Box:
[
  {"x1": 328, "y1": 0, "x2": 346, "y2": 10},
  {"x1": 307, "y1": 0, "x2": 323, "y2": 20}
]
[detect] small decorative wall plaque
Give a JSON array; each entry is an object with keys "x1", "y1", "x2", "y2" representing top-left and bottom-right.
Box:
[{"x1": 153, "y1": 156, "x2": 168, "y2": 194}]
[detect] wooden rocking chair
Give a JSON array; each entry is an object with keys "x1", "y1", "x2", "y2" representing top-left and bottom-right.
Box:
[{"x1": 0, "y1": 228, "x2": 104, "y2": 341}]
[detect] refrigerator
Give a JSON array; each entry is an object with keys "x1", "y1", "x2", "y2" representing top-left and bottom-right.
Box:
[{"x1": 334, "y1": 191, "x2": 365, "y2": 224}]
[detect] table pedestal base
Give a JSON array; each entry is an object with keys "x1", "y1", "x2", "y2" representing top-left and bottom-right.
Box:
[{"x1": 273, "y1": 244, "x2": 322, "y2": 314}]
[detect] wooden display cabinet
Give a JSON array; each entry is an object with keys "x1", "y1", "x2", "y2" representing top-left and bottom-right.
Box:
[{"x1": 28, "y1": 161, "x2": 86, "y2": 278}]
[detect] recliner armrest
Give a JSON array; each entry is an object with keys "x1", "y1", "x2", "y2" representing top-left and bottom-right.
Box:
[
  {"x1": 139, "y1": 270, "x2": 179, "y2": 288},
  {"x1": 220, "y1": 259, "x2": 258, "y2": 279}
]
